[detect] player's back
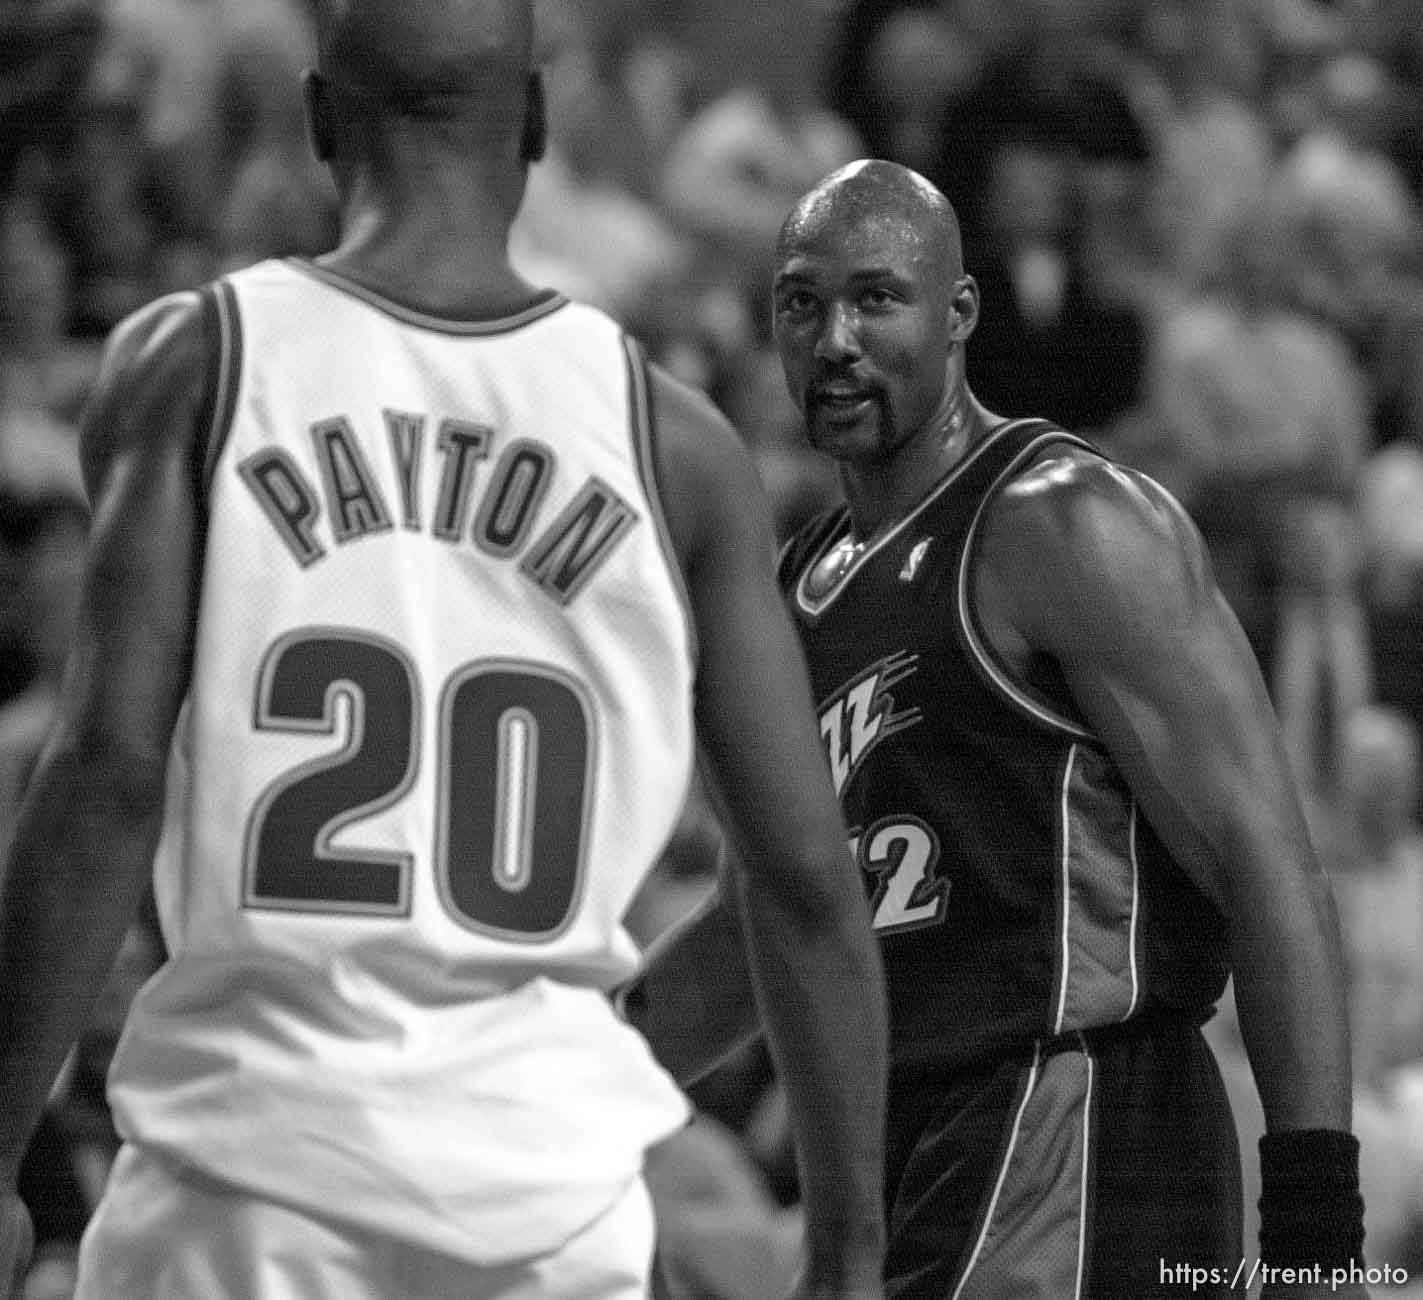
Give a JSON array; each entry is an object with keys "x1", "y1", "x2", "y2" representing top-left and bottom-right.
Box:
[{"x1": 107, "y1": 258, "x2": 694, "y2": 1265}]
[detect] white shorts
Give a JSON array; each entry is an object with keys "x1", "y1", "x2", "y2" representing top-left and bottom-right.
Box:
[{"x1": 75, "y1": 1144, "x2": 657, "y2": 1300}]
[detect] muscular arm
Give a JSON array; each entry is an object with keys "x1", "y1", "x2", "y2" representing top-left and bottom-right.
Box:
[
  {"x1": 0, "y1": 293, "x2": 206, "y2": 1187},
  {"x1": 974, "y1": 452, "x2": 1351, "y2": 1134},
  {"x1": 641, "y1": 366, "x2": 886, "y2": 1293}
]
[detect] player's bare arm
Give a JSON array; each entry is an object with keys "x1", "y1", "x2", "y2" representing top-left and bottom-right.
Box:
[
  {"x1": 0, "y1": 293, "x2": 205, "y2": 1199},
  {"x1": 974, "y1": 453, "x2": 1366, "y2": 1296},
  {"x1": 645, "y1": 364, "x2": 888, "y2": 1297},
  {"x1": 974, "y1": 450, "x2": 1352, "y2": 1133}
]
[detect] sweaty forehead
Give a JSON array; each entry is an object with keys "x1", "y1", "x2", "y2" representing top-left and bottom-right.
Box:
[{"x1": 778, "y1": 206, "x2": 949, "y2": 282}]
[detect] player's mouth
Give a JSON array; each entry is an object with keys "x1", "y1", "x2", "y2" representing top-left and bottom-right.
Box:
[{"x1": 811, "y1": 383, "x2": 878, "y2": 422}]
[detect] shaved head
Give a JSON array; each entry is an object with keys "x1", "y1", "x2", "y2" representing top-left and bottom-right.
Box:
[
  {"x1": 314, "y1": 0, "x2": 534, "y2": 116},
  {"x1": 778, "y1": 160, "x2": 964, "y2": 281},
  {"x1": 772, "y1": 160, "x2": 980, "y2": 469}
]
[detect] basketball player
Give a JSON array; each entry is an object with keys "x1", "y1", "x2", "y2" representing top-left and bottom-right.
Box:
[
  {"x1": 0, "y1": 6, "x2": 888, "y2": 1298},
  {"x1": 625, "y1": 161, "x2": 1369, "y2": 1300}
]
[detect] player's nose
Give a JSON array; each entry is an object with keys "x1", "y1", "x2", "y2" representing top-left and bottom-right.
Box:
[{"x1": 814, "y1": 301, "x2": 862, "y2": 363}]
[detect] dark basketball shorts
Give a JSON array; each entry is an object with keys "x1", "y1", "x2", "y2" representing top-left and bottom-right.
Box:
[{"x1": 884, "y1": 1011, "x2": 1242, "y2": 1299}]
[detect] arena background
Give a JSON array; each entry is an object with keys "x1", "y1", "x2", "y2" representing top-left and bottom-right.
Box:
[{"x1": 3, "y1": 0, "x2": 1423, "y2": 1295}]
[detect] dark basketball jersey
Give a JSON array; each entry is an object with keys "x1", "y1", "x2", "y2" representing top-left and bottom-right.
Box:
[{"x1": 778, "y1": 418, "x2": 1229, "y2": 1081}]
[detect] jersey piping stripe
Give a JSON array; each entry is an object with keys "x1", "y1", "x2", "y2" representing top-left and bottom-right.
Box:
[
  {"x1": 623, "y1": 335, "x2": 698, "y2": 673},
  {"x1": 199, "y1": 278, "x2": 242, "y2": 505},
  {"x1": 955, "y1": 431, "x2": 1097, "y2": 742},
  {"x1": 193, "y1": 284, "x2": 223, "y2": 508},
  {"x1": 793, "y1": 417, "x2": 1040, "y2": 618},
  {"x1": 950, "y1": 1043, "x2": 1042, "y2": 1300},
  {"x1": 1073, "y1": 1033, "x2": 1094, "y2": 1300},
  {"x1": 1054, "y1": 744, "x2": 1077, "y2": 1036},
  {"x1": 1055, "y1": 746, "x2": 1141, "y2": 1033},
  {"x1": 1123, "y1": 804, "x2": 1141, "y2": 1021},
  {"x1": 285, "y1": 257, "x2": 569, "y2": 335}
]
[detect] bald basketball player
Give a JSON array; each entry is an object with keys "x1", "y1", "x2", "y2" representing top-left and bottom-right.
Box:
[
  {"x1": 626, "y1": 161, "x2": 1369, "y2": 1299},
  {"x1": 0, "y1": 7, "x2": 888, "y2": 1298}
]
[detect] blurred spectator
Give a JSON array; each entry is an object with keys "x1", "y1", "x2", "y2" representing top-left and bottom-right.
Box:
[
  {"x1": 0, "y1": 420, "x2": 85, "y2": 818},
  {"x1": 47, "y1": 0, "x2": 324, "y2": 332},
  {"x1": 851, "y1": 7, "x2": 1154, "y2": 433},
  {"x1": 1360, "y1": 444, "x2": 1423, "y2": 809},
  {"x1": 1361, "y1": 443, "x2": 1423, "y2": 617},
  {"x1": 657, "y1": 5, "x2": 861, "y2": 294},
  {"x1": 826, "y1": 1, "x2": 1154, "y2": 434},
  {"x1": 645, "y1": 1113, "x2": 802, "y2": 1300},
  {"x1": 0, "y1": 200, "x2": 88, "y2": 710},
  {"x1": 1354, "y1": 0, "x2": 1423, "y2": 203},
  {"x1": 512, "y1": 2, "x2": 694, "y2": 320},
  {"x1": 964, "y1": 129, "x2": 1149, "y2": 433},
  {"x1": 1132, "y1": 193, "x2": 1371, "y2": 742},
  {"x1": 1122, "y1": 0, "x2": 1275, "y2": 299},
  {"x1": 0, "y1": 0, "x2": 103, "y2": 195},
  {"x1": 4, "y1": 0, "x2": 1423, "y2": 1287},
  {"x1": 1324, "y1": 705, "x2": 1423, "y2": 1087},
  {"x1": 1315, "y1": 704, "x2": 1423, "y2": 1274},
  {"x1": 910, "y1": 6, "x2": 1150, "y2": 246},
  {"x1": 44, "y1": 74, "x2": 165, "y2": 336},
  {"x1": 212, "y1": 7, "x2": 335, "y2": 270},
  {"x1": 826, "y1": 1, "x2": 989, "y2": 177},
  {"x1": 1272, "y1": 83, "x2": 1419, "y2": 356}
]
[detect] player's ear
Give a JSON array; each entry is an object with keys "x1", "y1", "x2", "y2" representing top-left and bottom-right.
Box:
[
  {"x1": 302, "y1": 69, "x2": 335, "y2": 163},
  {"x1": 948, "y1": 274, "x2": 979, "y2": 342},
  {"x1": 520, "y1": 72, "x2": 547, "y2": 163}
]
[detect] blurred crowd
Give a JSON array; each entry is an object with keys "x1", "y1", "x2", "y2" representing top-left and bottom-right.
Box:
[{"x1": 4, "y1": 0, "x2": 1423, "y2": 1294}]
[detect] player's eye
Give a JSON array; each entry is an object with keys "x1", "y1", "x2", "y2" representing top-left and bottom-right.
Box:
[
  {"x1": 778, "y1": 290, "x2": 819, "y2": 318},
  {"x1": 861, "y1": 288, "x2": 897, "y2": 310}
]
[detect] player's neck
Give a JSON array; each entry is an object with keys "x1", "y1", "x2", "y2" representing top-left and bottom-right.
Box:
[
  {"x1": 842, "y1": 387, "x2": 994, "y2": 543},
  {"x1": 320, "y1": 185, "x2": 533, "y2": 317}
]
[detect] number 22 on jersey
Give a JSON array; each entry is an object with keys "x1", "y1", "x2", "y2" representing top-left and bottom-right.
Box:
[
  {"x1": 241, "y1": 628, "x2": 593, "y2": 941},
  {"x1": 852, "y1": 815, "x2": 949, "y2": 935}
]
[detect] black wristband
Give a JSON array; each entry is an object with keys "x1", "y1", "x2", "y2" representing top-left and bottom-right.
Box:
[{"x1": 1258, "y1": 1129, "x2": 1364, "y2": 1268}]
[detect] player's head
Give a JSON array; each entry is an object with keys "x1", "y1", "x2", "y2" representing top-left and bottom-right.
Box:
[
  {"x1": 772, "y1": 159, "x2": 978, "y2": 464},
  {"x1": 303, "y1": 0, "x2": 545, "y2": 203}
]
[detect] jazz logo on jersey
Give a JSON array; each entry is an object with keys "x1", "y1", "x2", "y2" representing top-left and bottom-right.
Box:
[
  {"x1": 237, "y1": 413, "x2": 637, "y2": 605},
  {"x1": 818, "y1": 652, "x2": 920, "y2": 797}
]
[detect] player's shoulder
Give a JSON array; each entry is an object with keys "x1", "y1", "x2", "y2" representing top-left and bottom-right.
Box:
[
  {"x1": 100, "y1": 289, "x2": 208, "y2": 381},
  {"x1": 637, "y1": 353, "x2": 779, "y2": 574},
  {"x1": 81, "y1": 289, "x2": 210, "y2": 494},
  {"x1": 993, "y1": 440, "x2": 1197, "y2": 555},
  {"x1": 641, "y1": 355, "x2": 762, "y2": 507},
  {"x1": 642, "y1": 358, "x2": 743, "y2": 456},
  {"x1": 979, "y1": 436, "x2": 1209, "y2": 615}
]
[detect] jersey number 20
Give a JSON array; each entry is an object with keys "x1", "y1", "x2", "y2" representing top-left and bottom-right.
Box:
[{"x1": 243, "y1": 631, "x2": 591, "y2": 940}]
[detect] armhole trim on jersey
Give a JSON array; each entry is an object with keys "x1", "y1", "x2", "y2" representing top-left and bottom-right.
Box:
[
  {"x1": 194, "y1": 278, "x2": 242, "y2": 507},
  {"x1": 623, "y1": 335, "x2": 699, "y2": 673},
  {"x1": 955, "y1": 430, "x2": 1098, "y2": 743}
]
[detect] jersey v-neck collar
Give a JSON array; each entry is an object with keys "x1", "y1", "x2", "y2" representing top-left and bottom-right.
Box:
[
  {"x1": 794, "y1": 419, "x2": 1031, "y2": 618},
  {"x1": 287, "y1": 258, "x2": 568, "y2": 335}
]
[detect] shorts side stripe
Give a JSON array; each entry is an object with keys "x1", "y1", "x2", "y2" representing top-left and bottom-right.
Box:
[
  {"x1": 950, "y1": 1045, "x2": 1042, "y2": 1300},
  {"x1": 1074, "y1": 1033, "x2": 1095, "y2": 1300}
]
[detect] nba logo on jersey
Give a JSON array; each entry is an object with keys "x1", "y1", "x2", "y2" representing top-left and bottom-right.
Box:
[{"x1": 899, "y1": 537, "x2": 932, "y2": 582}]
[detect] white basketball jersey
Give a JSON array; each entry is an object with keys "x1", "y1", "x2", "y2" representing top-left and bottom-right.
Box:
[{"x1": 108, "y1": 259, "x2": 695, "y2": 1264}]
